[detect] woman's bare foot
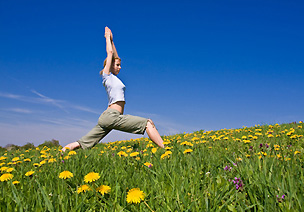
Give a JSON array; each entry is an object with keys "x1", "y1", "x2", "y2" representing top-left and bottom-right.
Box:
[{"x1": 62, "y1": 142, "x2": 80, "y2": 152}]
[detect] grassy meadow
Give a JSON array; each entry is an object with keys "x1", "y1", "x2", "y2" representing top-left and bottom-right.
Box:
[{"x1": 0, "y1": 121, "x2": 304, "y2": 211}]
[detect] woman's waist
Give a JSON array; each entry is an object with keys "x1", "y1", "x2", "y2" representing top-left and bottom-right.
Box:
[{"x1": 107, "y1": 101, "x2": 125, "y2": 114}]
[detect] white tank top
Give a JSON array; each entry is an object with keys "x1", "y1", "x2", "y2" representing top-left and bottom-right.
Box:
[{"x1": 102, "y1": 72, "x2": 125, "y2": 105}]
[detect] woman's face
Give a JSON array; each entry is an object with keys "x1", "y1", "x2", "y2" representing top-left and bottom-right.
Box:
[{"x1": 111, "y1": 59, "x2": 121, "y2": 75}]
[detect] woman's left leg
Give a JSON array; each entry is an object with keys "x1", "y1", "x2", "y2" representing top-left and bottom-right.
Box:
[{"x1": 112, "y1": 114, "x2": 165, "y2": 148}]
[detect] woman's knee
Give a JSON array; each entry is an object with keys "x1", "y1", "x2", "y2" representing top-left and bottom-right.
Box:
[{"x1": 146, "y1": 119, "x2": 155, "y2": 128}]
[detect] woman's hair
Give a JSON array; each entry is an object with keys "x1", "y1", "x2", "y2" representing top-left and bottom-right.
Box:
[{"x1": 103, "y1": 57, "x2": 121, "y2": 68}]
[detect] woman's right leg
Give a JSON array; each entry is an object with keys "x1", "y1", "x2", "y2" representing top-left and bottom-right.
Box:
[
  {"x1": 145, "y1": 119, "x2": 165, "y2": 148},
  {"x1": 62, "y1": 124, "x2": 111, "y2": 151}
]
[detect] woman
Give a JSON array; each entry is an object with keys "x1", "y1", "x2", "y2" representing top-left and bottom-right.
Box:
[{"x1": 62, "y1": 27, "x2": 164, "y2": 151}]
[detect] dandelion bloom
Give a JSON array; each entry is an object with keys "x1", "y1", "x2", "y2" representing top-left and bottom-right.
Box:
[
  {"x1": 0, "y1": 173, "x2": 13, "y2": 181},
  {"x1": 24, "y1": 158, "x2": 31, "y2": 162},
  {"x1": 0, "y1": 156, "x2": 7, "y2": 161},
  {"x1": 6, "y1": 168, "x2": 14, "y2": 173},
  {"x1": 33, "y1": 163, "x2": 41, "y2": 167},
  {"x1": 40, "y1": 160, "x2": 46, "y2": 165},
  {"x1": 77, "y1": 185, "x2": 91, "y2": 193},
  {"x1": 183, "y1": 149, "x2": 193, "y2": 154},
  {"x1": 0, "y1": 167, "x2": 9, "y2": 172},
  {"x1": 64, "y1": 156, "x2": 70, "y2": 160},
  {"x1": 117, "y1": 151, "x2": 128, "y2": 157},
  {"x1": 96, "y1": 185, "x2": 111, "y2": 195},
  {"x1": 151, "y1": 148, "x2": 157, "y2": 154},
  {"x1": 146, "y1": 144, "x2": 154, "y2": 148},
  {"x1": 68, "y1": 151, "x2": 77, "y2": 156},
  {"x1": 84, "y1": 172, "x2": 100, "y2": 183},
  {"x1": 25, "y1": 171, "x2": 35, "y2": 177},
  {"x1": 48, "y1": 158, "x2": 56, "y2": 163},
  {"x1": 12, "y1": 157, "x2": 19, "y2": 162},
  {"x1": 144, "y1": 162, "x2": 153, "y2": 168},
  {"x1": 13, "y1": 181, "x2": 20, "y2": 185},
  {"x1": 294, "y1": 151, "x2": 301, "y2": 155},
  {"x1": 59, "y1": 171, "x2": 73, "y2": 179},
  {"x1": 130, "y1": 152, "x2": 139, "y2": 157},
  {"x1": 126, "y1": 188, "x2": 145, "y2": 204}
]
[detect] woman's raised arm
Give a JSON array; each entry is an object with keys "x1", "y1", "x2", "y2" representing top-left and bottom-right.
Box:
[{"x1": 101, "y1": 27, "x2": 114, "y2": 75}]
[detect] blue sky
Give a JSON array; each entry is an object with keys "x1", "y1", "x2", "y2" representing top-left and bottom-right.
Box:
[{"x1": 0, "y1": 0, "x2": 303, "y2": 147}]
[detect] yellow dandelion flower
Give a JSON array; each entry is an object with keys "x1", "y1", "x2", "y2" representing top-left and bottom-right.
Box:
[
  {"x1": 165, "y1": 151, "x2": 172, "y2": 155},
  {"x1": 130, "y1": 152, "x2": 139, "y2": 157},
  {"x1": 294, "y1": 151, "x2": 301, "y2": 155},
  {"x1": 151, "y1": 148, "x2": 157, "y2": 154},
  {"x1": 135, "y1": 157, "x2": 140, "y2": 160},
  {"x1": 77, "y1": 184, "x2": 91, "y2": 193},
  {"x1": 84, "y1": 172, "x2": 100, "y2": 183},
  {"x1": 183, "y1": 149, "x2": 193, "y2": 154},
  {"x1": 13, "y1": 181, "x2": 20, "y2": 185},
  {"x1": 33, "y1": 163, "x2": 41, "y2": 167},
  {"x1": 96, "y1": 185, "x2": 111, "y2": 195},
  {"x1": 24, "y1": 158, "x2": 31, "y2": 162},
  {"x1": 59, "y1": 171, "x2": 73, "y2": 179},
  {"x1": 64, "y1": 156, "x2": 70, "y2": 160},
  {"x1": 236, "y1": 157, "x2": 242, "y2": 161},
  {"x1": 12, "y1": 157, "x2": 19, "y2": 162},
  {"x1": 68, "y1": 151, "x2": 77, "y2": 156},
  {"x1": 126, "y1": 188, "x2": 145, "y2": 204},
  {"x1": 161, "y1": 151, "x2": 172, "y2": 159},
  {"x1": 0, "y1": 156, "x2": 7, "y2": 161},
  {"x1": 25, "y1": 171, "x2": 35, "y2": 177},
  {"x1": 40, "y1": 155, "x2": 47, "y2": 158},
  {"x1": 277, "y1": 154, "x2": 282, "y2": 158},
  {"x1": 0, "y1": 163, "x2": 5, "y2": 167},
  {"x1": 40, "y1": 160, "x2": 46, "y2": 165},
  {"x1": 146, "y1": 144, "x2": 154, "y2": 148},
  {"x1": 246, "y1": 154, "x2": 251, "y2": 158},
  {"x1": 144, "y1": 162, "x2": 153, "y2": 167},
  {"x1": 117, "y1": 151, "x2": 128, "y2": 157},
  {"x1": 48, "y1": 158, "x2": 56, "y2": 163},
  {"x1": 0, "y1": 173, "x2": 13, "y2": 181},
  {"x1": 0, "y1": 167, "x2": 9, "y2": 172},
  {"x1": 6, "y1": 168, "x2": 14, "y2": 173}
]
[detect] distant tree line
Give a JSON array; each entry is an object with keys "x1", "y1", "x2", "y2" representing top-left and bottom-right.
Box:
[{"x1": 1, "y1": 139, "x2": 60, "y2": 151}]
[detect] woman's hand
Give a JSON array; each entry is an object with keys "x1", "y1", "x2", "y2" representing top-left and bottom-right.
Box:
[{"x1": 105, "y1": 26, "x2": 112, "y2": 39}]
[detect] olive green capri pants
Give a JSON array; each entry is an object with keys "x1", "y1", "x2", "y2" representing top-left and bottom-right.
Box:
[{"x1": 78, "y1": 108, "x2": 148, "y2": 149}]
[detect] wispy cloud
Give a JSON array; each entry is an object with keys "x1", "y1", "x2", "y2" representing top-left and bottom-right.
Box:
[
  {"x1": 3, "y1": 108, "x2": 33, "y2": 114},
  {"x1": 0, "y1": 91, "x2": 99, "y2": 115},
  {"x1": 31, "y1": 89, "x2": 69, "y2": 113},
  {"x1": 0, "y1": 91, "x2": 65, "y2": 106}
]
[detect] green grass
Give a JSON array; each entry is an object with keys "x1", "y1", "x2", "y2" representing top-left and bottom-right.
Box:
[{"x1": 0, "y1": 122, "x2": 303, "y2": 211}]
